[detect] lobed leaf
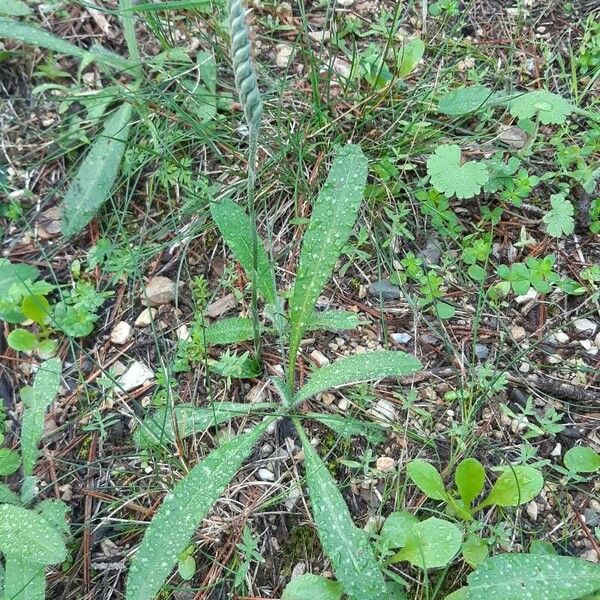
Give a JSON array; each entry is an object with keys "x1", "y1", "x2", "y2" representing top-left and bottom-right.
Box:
[
  {"x1": 61, "y1": 102, "x2": 134, "y2": 237},
  {"x1": 543, "y1": 193, "x2": 575, "y2": 238},
  {"x1": 299, "y1": 426, "x2": 389, "y2": 600},
  {"x1": 0, "y1": 504, "x2": 67, "y2": 565},
  {"x1": 467, "y1": 554, "x2": 600, "y2": 600},
  {"x1": 134, "y1": 401, "x2": 276, "y2": 448},
  {"x1": 21, "y1": 357, "x2": 62, "y2": 476},
  {"x1": 294, "y1": 351, "x2": 422, "y2": 404},
  {"x1": 506, "y1": 89, "x2": 574, "y2": 125},
  {"x1": 288, "y1": 145, "x2": 368, "y2": 378},
  {"x1": 210, "y1": 198, "x2": 277, "y2": 305},
  {"x1": 126, "y1": 420, "x2": 271, "y2": 600}
]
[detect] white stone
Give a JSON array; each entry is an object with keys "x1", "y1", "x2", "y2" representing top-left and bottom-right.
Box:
[
  {"x1": 310, "y1": 349, "x2": 330, "y2": 367},
  {"x1": 548, "y1": 354, "x2": 562, "y2": 364},
  {"x1": 370, "y1": 399, "x2": 398, "y2": 424},
  {"x1": 176, "y1": 324, "x2": 190, "y2": 341},
  {"x1": 275, "y1": 44, "x2": 293, "y2": 68},
  {"x1": 515, "y1": 288, "x2": 537, "y2": 304},
  {"x1": 376, "y1": 457, "x2": 396, "y2": 472},
  {"x1": 519, "y1": 362, "x2": 531, "y2": 373},
  {"x1": 550, "y1": 442, "x2": 562, "y2": 457},
  {"x1": 574, "y1": 318, "x2": 598, "y2": 335},
  {"x1": 134, "y1": 307, "x2": 157, "y2": 327},
  {"x1": 257, "y1": 468, "x2": 275, "y2": 482},
  {"x1": 510, "y1": 325, "x2": 527, "y2": 341},
  {"x1": 526, "y1": 501, "x2": 538, "y2": 522},
  {"x1": 595, "y1": 332, "x2": 600, "y2": 348},
  {"x1": 554, "y1": 330, "x2": 569, "y2": 344},
  {"x1": 110, "y1": 321, "x2": 132, "y2": 345},
  {"x1": 118, "y1": 361, "x2": 154, "y2": 392},
  {"x1": 338, "y1": 398, "x2": 350, "y2": 411},
  {"x1": 391, "y1": 332, "x2": 412, "y2": 344},
  {"x1": 321, "y1": 392, "x2": 335, "y2": 406},
  {"x1": 581, "y1": 549, "x2": 599, "y2": 563},
  {"x1": 142, "y1": 276, "x2": 177, "y2": 306}
]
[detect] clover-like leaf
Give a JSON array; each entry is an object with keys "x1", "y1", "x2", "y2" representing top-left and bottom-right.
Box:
[
  {"x1": 543, "y1": 193, "x2": 574, "y2": 238},
  {"x1": 507, "y1": 90, "x2": 574, "y2": 125},
  {"x1": 426, "y1": 144, "x2": 489, "y2": 199}
]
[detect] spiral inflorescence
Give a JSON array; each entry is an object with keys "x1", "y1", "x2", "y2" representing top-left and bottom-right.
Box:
[{"x1": 229, "y1": 0, "x2": 262, "y2": 132}]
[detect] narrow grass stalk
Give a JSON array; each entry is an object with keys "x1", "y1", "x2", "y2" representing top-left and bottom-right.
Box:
[{"x1": 229, "y1": 0, "x2": 263, "y2": 361}]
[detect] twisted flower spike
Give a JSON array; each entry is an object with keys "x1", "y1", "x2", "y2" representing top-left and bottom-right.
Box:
[{"x1": 229, "y1": 0, "x2": 262, "y2": 133}]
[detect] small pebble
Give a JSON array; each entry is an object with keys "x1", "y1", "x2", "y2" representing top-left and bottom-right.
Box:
[
  {"x1": 118, "y1": 361, "x2": 154, "y2": 392},
  {"x1": 368, "y1": 279, "x2": 401, "y2": 301},
  {"x1": 310, "y1": 349, "x2": 330, "y2": 367},
  {"x1": 110, "y1": 321, "x2": 133, "y2": 345},
  {"x1": 510, "y1": 325, "x2": 527, "y2": 341},
  {"x1": 475, "y1": 343, "x2": 490, "y2": 360},
  {"x1": 553, "y1": 330, "x2": 569, "y2": 344},
  {"x1": 376, "y1": 456, "x2": 396, "y2": 472},
  {"x1": 580, "y1": 549, "x2": 599, "y2": 564},
  {"x1": 595, "y1": 332, "x2": 600, "y2": 348},
  {"x1": 550, "y1": 442, "x2": 562, "y2": 457},
  {"x1": 134, "y1": 307, "x2": 157, "y2": 327},
  {"x1": 370, "y1": 399, "x2": 398, "y2": 424},
  {"x1": 526, "y1": 501, "x2": 538, "y2": 522},
  {"x1": 515, "y1": 288, "x2": 537, "y2": 304},
  {"x1": 142, "y1": 276, "x2": 177, "y2": 306},
  {"x1": 257, "y1": 468, "x2": 275, "y2": 482},
  {"x1": 519, "y1": 362, "x2": 531, "y2": 373},
  {"x1": 573, "y1": 318, "x2": 597, "y2": 335},
  {"x1": 338, "y1": 398, "x2": 350, "y2": 411},
  {"x1": 548, "y1": 354, "x2": 562, "y2": 364},
  {"x1": 391, "y1": 332, "x2": 412, "y2": 344}
]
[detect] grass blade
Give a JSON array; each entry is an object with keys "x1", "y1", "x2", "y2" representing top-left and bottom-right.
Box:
[
  {"x1": 0, "y1": 17, "x2": 131, "y2": 70},
  {"x1": 295, "y1": 351, "x2": 422, "y2": 404},
  {"x1": 210, "y1": 198, "x2": 277, "y2": 305},
  {"x1": 61, "y1": 102, "x2": 134, "y2": 237},
  {"x1": 21, "y1": 357, "x2": 61, "y2": 476},
  {"x1": 297, "y1": 424, "x2": 389, "y2": 600},
  {"x1": 126, "y1": 420, "x2": 271, "y2": 600},
  {"x1": 134, "y1": 401, "x2": 276, "y2": 448},
  {"x1": 287, "y1": 145, "x2": 368, "y2": 383},
  {"x1": 4, "y1": 556, "x2": 45, "y2": 600}
]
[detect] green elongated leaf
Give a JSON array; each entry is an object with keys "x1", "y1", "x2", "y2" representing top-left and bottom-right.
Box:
[
  {"x1": 126, "y1": 421, "x2": 270, "y2": 600},
  {"x1": 294, "y1": 351, "x2": 422, "y2": 404},
  {"x1": 272, "y1": 376, "x2": 293, "y2": 405},
  {"x1": 36, "y1": 500, "x2": 70, "y2": 537},
  {"x1": 3, "y1": 555, "x2": 45, "y2": 600},
  {"x1": 134, "y1": 401, "x2": 276, "y2": 448},
  {"x1": 21, "y1": 357, "x2": 62, "y2": 476},
  {"x1": 438, "y1": 85, "x2": 496, "y2": 116},
  {"x1": 0, "y1": 504, "x2": 67, "y2": 564},
  {"x1": 467, "y1": 554, "x2": 600, "y2": 600},
  {"x1": 299, "y1": 426, "x2": 389, "y2": 600},
  {"x1": 444, "y1": 588, "x2": 470, "y2": 600},
  {"x1": 210, "y1": 198, "x2": 277, "y2": 305},
  {"x1": 61, "y1": 102, "x2": 134, "y2": 237},
  {"x1": 0, "y1": 0, "x2": 31, "y2": 16},
  {"x1": 477, "y1": 465, "x2": 543, "y2": 509},
  {"x1": 0, "y1": 482, "x2": 21, "y2": 505},
  {"x1": 202, "y1": 317, "x2": 256, "y2": 346},
  {"x1": 455, "y1": 458, "x2": 485, "y2": 508},
  {"x1": 305, "y1": 413, "x2": 385, "y2": 445},
  {"x1": 392, "y1": 517, "x2": 462, "y2": 569},
  {"x1": 564, "y1": 446, "x2": 600, "y2": 473},
  {"x1": 0, "y1": 17, "x2": 131, "y2": 70},
  {"x1": 397, "y1": 38, "x2": 424, "y2": 77},
  {"x1": 282, "y1": 574, "x2": 344, "y2": 600},
  {"x1": 288, "y1": 145, "x2": 368, "y2": 378},
  {"x1": 379, "y1": 511, "x2": 419, "y2": 549},
  {"x1": 406, "y1": 459, "x2": 447, "y2": 501},
  {"x1": 306, "y1": 310, "x2": 360, "y2": 332}
]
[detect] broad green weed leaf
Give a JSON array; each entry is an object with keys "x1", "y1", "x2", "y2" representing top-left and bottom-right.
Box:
[
  {"x1": 426, "y1": 144, "x2": 489, "y2": 199},
  {"x1": 36, "y1": 500, "x2": 70, "y2": 537},
  {"x1": 202, "y1": 317, "x2": 256, "y2": 345},
  {"x1": 7, "y1": 329, "x2": 37, "y2": 352},
  {"x1": 299, "y1": 427, "x2": 389, "y2": 600},
  {"x1": 507, "y1": 90, "x2": 574, "y2": 125},
  {"x1": 126, "y1": 421, "x2": 270, "y2": 600},
  {"x1": 455, "y1": 458, "x2": 485, "y2": 508},
  {"x1": 564, "y1": 446, "x2": 600, "y2": 473},
  {"x1": 543, "y1": 193, "x2": 575, "y2": 237},
  {"x1": 406, "y1": 459, "x2": 447, "y2": 501},
  {"x1": 379, "y1": 511, "x2": 419, "y2": 549},
  {"x1": 306, "y1": 310, "x2": 360, "y2": 332},
  {"x1": 3, "y1": 555, "x2": 45, "y2": 600},
  {"x1": 295, "y1": 351, "x2": 422, "y2": 404},
  {"x1": 438, "y1": 85, "x2": 495, "y2": 116},
  {"x1": 461, "y1": 534, "x2": 489, "y2": 567},
  {"x1": 0, "y1": 0, "x2": 31, "y2": 16},
  {"x1": 529, "y1": 540, "x2": 557, "y2": 555},
  {"x1": 0, "y1": 504, "x2": 67, "y2": 564},
  {"x1": 21, "y1": 295, "x2": 50, "y2": 325},
  {"x1": 134, "y1": 401, "x2": 275, "y2": 448},
  {"x1": 21, "y1": 357, "x2": 62, "y2": 476},
  {"x1": 393, "y1": 517, "x2": 462, "y2": 569},
  {"x1": 0, "y1": 448, "x2": 20, "y2": 476},
  {"x1": 444, "y1": 588, "x2": 470, "y2": 600},
  {"x1": 477, "y1": 465, "x2": 543, "y2": 509},
  {"x1": 62, "y1": 102, "x2": 134, "y2": 237},
  {"x1": 305, "y1": 413, "x2": 385, "y2": 445},
  {"x1": 397, "y1": 38, "x2": 424, "y2": 77},
  {"x1": 467, "y1": 554, "x2": 600, "y2": 600},
  {"x1": 210, "y1": 198, "x2": 277, "y2": 305},
  {"x1": 0, "y1": 17, "x2": 131, "y2": 70},
  {"x1": 282, "y1": 574, "x2": 343, "y2": 600},
  {"x1": 288, "y1": 145, "x2": 368, "y2": 378}
]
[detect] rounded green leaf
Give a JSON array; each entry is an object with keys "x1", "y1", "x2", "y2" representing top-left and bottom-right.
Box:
[
  {"x1": 394, "y1": 517, "x2": 462, "y2": 569},
  {"x1": 7, "y1": 328, "x2": 37, "y2": 352},
  {"x1": 21, "y1": 294, "x2": 50, "y2": 324},
  {"x1": 379, "y1": 511, "x2": 419, "y2": 549},
  {"x1": 455, "y1": 458, "x2": 485, "y2": 508},
  {"x1": 406, "y1": 459, "x2": 447, "y2": 500},
  {"x1": 282, "y1": 574, "x2": 344, "y2": 600},
  {"x1": 479, "y1": 465, "x2": 543, "y2": 509},
  {"x1": 177, "y1": 555, "x2": 196, "y2": 581},
  {"x1": 0, "y1": 504, "x2": 67, "y2": 564},
  {"x1": 0, "y1": 448, "x2": 21, "y2": 476},
  {"x1": 564, "y1": 446, "x2": 600, "y2": 474},
  {"x1": 461, "y1": 535, "x2": 489, "y2": 568}
]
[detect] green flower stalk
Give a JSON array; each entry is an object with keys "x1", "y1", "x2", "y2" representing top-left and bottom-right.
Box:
[{"x1": 229, "y1": 0, "x2": 263, "y2": 361}]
